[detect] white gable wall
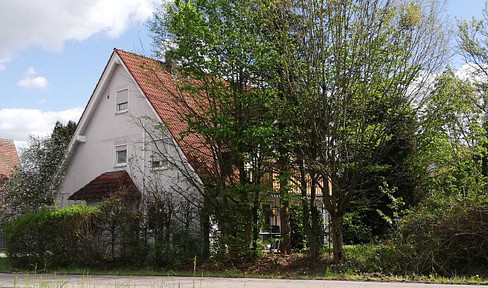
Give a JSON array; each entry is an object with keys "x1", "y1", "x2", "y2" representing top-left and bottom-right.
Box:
[{"x1": 57, "y1": 58, "x2": 200, "y2": 211}]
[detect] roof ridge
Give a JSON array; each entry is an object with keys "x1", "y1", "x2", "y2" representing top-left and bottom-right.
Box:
[{"x1": 114, "y1": 48, "x2": 164, "y2": 65}]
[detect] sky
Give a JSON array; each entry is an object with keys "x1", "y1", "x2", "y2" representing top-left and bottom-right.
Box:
[{"x1": 0, "y1": 0, "x2": 486, "y2": 152}]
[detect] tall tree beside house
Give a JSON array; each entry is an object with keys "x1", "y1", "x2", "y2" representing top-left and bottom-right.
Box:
[
  {"x1": 271, "y1": 0, "x2": 448, "y2": 263},
  {"x1": 151, "y1": 0, "x2": 284, "y2": 260},
  {"x1": 0, "y1": 121, "x2": 76, "y2": 223}
]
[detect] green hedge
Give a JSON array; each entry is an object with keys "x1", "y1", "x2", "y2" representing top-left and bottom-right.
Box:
[
  {"x1": 4, "y1": 205, "x2": 99, "y2": 269},
  {"x1": 3, "y1": 196, "x2": 202, "y2": 270}
]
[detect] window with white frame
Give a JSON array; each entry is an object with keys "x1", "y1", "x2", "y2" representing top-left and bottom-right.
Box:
[
  {"x1": 116, "y1": 89, "x2": 128, "y2": 113},
  {"x1": 115, "y1": 145, "x2": 127, "y2": 166},
  {"x1": 150, "y1": 153, "x2": 169, "y2": 170}
]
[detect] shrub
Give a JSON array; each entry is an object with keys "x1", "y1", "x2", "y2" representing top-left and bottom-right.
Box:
[
  {"x1": 4, "y1": 205, "x2": 98, "y2": 269},
  {"x1": 342, "y1": 242, "x2": 410, "y2": 275},
  {"x1": 92, "y1": 197, "x2": 144, "y2": 265},
  {"x1": 4, "y1": 194, "x2": 202, "y2": 270},
  {"x1": 342, "y1": 211, "x2": 373, "y2": 245},
  {"x1": 396, "y1": 195, "x2": 488, "y2": 276}
]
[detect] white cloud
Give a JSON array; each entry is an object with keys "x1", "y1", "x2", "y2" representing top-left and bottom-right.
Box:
[
  {"x1": 0, "y1": 108, "x2": 83, "y2": 146},
  {"x1": 18, "y1": 76, "x2": 49, "y2": 90},
  {"x1": 17, "y1": 67, "x2": 48, "y2": 90},
  {"x1": 0, "y1": 0, "x2": 159, "y2": 68}
]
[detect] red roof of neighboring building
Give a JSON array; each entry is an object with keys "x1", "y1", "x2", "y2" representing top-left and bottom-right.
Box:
[
  {"x1": 0, "y1": 139, "x2": 19, "y2": 177},
  {"x1": 68, "y1": 170, "x2": 141, "y2": 201},
  {"x1": 115, "y1": 49, "x2": 213, "y2": 177}
]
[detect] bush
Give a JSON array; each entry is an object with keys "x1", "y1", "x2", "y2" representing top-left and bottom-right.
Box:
[
  {"x1": 92, "y1": 197, "x2": 144, "y2": 265},
  {"x1": 395, "y1": 195, "x2": 488, "y2": 276},
  {"x1": 4, "y1": 205, "x2": 98, "y2": 269},
  {"x1": 342, "y1": 243, "x2": 410, "y2": 275},
  {"x1": 342, "y1": 211, "x2": 374, "y2": 244},
  {"x1": 4, "y1": 194, "x2": 202, "y2": 270},
  {"x1": 342, "y1": 194, "x2": 488, "y2": 277}
]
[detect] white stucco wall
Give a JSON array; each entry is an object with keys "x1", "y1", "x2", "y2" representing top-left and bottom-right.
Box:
[{"x1": 57, "y1": 59, "x2": 201, "y2": 213}]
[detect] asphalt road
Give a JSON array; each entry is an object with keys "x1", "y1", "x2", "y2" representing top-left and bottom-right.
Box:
[{"x1": 0, "y1": 274, "x2": 486, "y2": 288}]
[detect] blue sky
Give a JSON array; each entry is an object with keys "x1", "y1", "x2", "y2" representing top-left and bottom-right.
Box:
[{"x1": 0, "y1": 0, "x2": 486, "y2": 149}]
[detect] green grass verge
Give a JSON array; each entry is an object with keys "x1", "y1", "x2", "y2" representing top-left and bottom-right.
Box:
[{"x1": 0, "y1": 250, "x2": 487, "y2": 285}]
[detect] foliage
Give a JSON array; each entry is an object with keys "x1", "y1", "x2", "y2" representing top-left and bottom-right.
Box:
[
  {"x1": 4, "y1": 192, "x2": 202, "y2": 270},
  {"x1": 396, "y1": 194, "x2": 488, "y2": 276},
  {"x1": 458, "y1": 2, "x2": 488, "y2": 94},
  {"x1": 4, "y1": 205, "x2": 99, "y2": 269},
  {"x1": 92, "y1": 196, "x2": 144, "y2": 265},
  {"x1": 342, "y1": 243, "x2": 409, "y2": 275},
  {"x1": 150, "y1": 0, "x2": 449, "y2": 264},
  {"x1": 415, "y1": 69, "x2": 486, "y2": 197},
  {"x1": 0, "y1": 121, "x2": 76, "y2": 223},
  {"x1": 142, "y1": 191, "x2": 202, "y2": 267},
  {"x1": 151, "y1": 0, "x2": 284, "y2": 260},
  {"x1": 289, "y1": 206, "x2": 305, "y2": 250},
  {"x1": 344, "y1": 112, "x2": 418, "y2": 244},
  {"x1": 342, "y1": 211, "x2": 373, "y2": 245},
  {"x1": 278, "y1": 0, "x2": 448, "y2": 263}
]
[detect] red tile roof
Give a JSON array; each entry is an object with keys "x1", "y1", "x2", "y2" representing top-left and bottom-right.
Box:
[
  {"x1": 68, "y1": 170, "x2": 141, "y2": 201},
  {"x1": 0, "y1": 139, "x2": 19, "y2": 177},
  {"x1": 115, "y1": 49, "x2": 213, "y2": 177}
]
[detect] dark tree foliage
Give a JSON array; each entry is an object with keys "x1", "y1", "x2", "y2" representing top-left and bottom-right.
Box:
[
  {"x1": 344, "y1": 112, "x2": 419, "y2": 244},
  {"x1": 1, "y1": 121, "x2": 76, "y2": 222}
]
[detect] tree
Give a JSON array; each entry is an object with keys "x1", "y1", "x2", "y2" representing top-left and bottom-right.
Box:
[
  {"x1": 459, "y1": 1, "x2": 488, "y2": 99},
  {"x1": 151, "y1": 0, "x2": 448, "y2": 264},
  {"x1": 151, "y1": 0, "x2": 283, "y2": 260},
  {"x1": 1, "y1": 121, "x2": 76, "y2": 222},
  {"x1": 285, "y1": 0, "x2": 448, "y2": 263},
  {"x1": 458, "y1": 0, "x2": 488, "y2": 178},
  {"x1": 414, "y1": 69, "x2": 485, "y2": 197}
]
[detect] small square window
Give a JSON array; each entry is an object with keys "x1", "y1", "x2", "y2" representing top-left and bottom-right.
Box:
[
  {"x1": 116, "y1": 89, "x2": 128, "y2": 113},
  {"x1": 115, "y1": 145, "x2": 127, "y2": 166},
  {"x1": 150, "y1": 154, "x2": 168, "y2": 170}
]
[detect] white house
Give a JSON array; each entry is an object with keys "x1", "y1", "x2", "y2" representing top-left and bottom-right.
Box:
[{"x1": 58, "y1": 49, "x2": 206, "y2": 217}]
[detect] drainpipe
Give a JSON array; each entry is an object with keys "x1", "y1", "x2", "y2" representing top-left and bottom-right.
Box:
[{"x1": 142, "y1": 123, "x2": 146, "y2": 201}]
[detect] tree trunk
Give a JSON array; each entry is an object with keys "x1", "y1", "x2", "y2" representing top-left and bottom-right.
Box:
[
  {"x1": 252, "y1": 188, "x2": 260, "y2": 250},
  {"x1": 278, "y1": 152, "x2": 291, "y2": 255},
  {"x1": 309, "y1": 204, "x2": 320, "y2": 262},
  {"x1": 299, "y1": 159, "x2": 312, "y2": 257},
  {"x1": 331, "y1": 213, "x2": 345, "y2": 264},
  {"x1": 309, "y1": 175, "x2": 320, "y2": 262},
  {"x1": 280, "y1": 200, "x2": 291, "y2": 254}
]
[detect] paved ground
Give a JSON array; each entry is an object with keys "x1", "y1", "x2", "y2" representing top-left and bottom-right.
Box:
[{"x1": 0, "y1": 274, "x2": 486, "y2": 288}]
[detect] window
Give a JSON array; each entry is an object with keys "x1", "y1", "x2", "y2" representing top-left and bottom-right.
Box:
[
  {"x1": 115, "y1": 145, "x2": 127, "y2": 166},
  {"x1": 150, "y1": 154, "x2": 169, "y2": 170},
  {"x1": 116, "y1": 89, "x2": 128, "y2": 113}
]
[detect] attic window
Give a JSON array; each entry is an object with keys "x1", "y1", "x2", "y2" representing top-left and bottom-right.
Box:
[
  {"x1": 116, "y1": 89, "x2": 128, "y2": 113},
  {"x1": 150, "y1": 154, "x2": 169, "y2": 170}
]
